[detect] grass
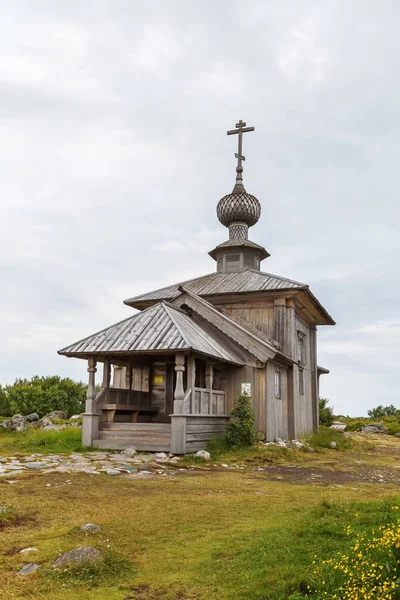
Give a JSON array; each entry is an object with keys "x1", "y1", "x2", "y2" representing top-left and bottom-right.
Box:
[
  {"x1": 0, "y1": 427, "x2": 88, "y2": 455},
  {"x1": 304, "y1": 426, "x2": 354, "y2": 451},
  {"x1": 342, "y1": 416, "x2": 400, "y2": 436},
  {"x1": 0, "y1": 430, "x2": 399, "y2": 598}
]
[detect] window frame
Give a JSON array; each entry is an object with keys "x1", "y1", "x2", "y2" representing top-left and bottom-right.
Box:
[
  {"x1": 274, "y1": 370, "x2": 282, "y2": 399},
  {"x1": 299, "y1": 367, "x2": 304, "y2": 396}
]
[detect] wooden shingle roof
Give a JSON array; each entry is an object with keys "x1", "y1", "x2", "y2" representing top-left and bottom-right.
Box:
[{"x1": 58, "y1": 302, "x2": 247, "y2": 365}]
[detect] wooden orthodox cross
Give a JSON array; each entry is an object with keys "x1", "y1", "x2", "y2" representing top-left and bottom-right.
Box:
[{"x1": 227, "y1": 119, "x2": 255, "y2": 168}]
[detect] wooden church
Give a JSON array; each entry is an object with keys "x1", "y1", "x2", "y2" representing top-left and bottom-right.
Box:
[{"x1": 59, "y1": 121, "x2": 335, "y2": 453}]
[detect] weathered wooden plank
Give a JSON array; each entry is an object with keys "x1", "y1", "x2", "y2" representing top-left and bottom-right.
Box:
[
  {"x1": 186, "y1": 432, "x2": 225, "y2": 442},
  {"x1": 186, "y1": 417, "x2": 229, "y2": 424},
  {"x1": 186, "y1": 424, "x2": 227, "y2": 434}
]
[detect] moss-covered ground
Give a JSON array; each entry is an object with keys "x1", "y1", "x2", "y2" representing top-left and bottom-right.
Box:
[{"x1": 0, "y1": 432, "x2": 399, "y2": 599}]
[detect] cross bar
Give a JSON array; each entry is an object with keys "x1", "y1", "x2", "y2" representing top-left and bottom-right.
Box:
[
  {"x1": 227, "y1": 126, "x2": 254, "y2": 135},
  {"x1": 226, "y1": 119, "x2": 255, "y2": 170}
]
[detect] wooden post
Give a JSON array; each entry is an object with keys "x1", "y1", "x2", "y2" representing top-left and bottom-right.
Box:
[
  {"x1": 173, "y1": 353, "x2": 185, "y2": 415},
  {"x1": 186, "y1": 355, "x2": 196, "y2": 413},
  {"x1": 309, "y1": 324, "x2": 318, "y2": 431},
  {"x1": 82, "y1": 357, "x2": 100, "y2": 447},
  {"x1": 171, "y1": 352, "x2": 186, "y2": 454},
  {"x1": 103, "y1": 359, "x2": 111, "y2": 388},
  {"x1": 206, "y1": 361, "x2": 213, "y2": 414}
]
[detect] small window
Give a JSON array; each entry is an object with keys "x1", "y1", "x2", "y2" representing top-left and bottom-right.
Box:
[
  {"x1": 299, "y1": 368, "x2": 304, "y2": 395},
  {"x1": 195, "y1": 359, "x2": 206, "y2": 388},
  {"x1": 243, "y1": 254, "x2": 254, "y2": 269},
  {"x1": 212, "y1": 364, "x2": 227, "y2": 391},
  {"x1": 274, "y1": 370, "x2": 281, "y2": 399},
  {"x1": 297, "y1": 331, "x2": 306, "y2": 364},
  {"x1": 226, "y1": 253, "x2": 240, "y2": 265}
]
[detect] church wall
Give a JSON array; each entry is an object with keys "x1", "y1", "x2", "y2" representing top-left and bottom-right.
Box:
[
  {"x1": 217, "y1": 301, "x2": 275, "y2": 340},
  {"x1": 266, "y1": 361, "x2": 288, "y2": 441},
  {"x1": 293, "y1": 317, "x2": 314, "y2": 436}
]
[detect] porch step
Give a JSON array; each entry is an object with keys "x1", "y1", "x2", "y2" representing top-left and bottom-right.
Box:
[
  {"x1": 101, "y1": 423, "x2": 171, "y2": 432},
  {"x1": 94, "y1": 437, "x2": 170, "y2": 452}
]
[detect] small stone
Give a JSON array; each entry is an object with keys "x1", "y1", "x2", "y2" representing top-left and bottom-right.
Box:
[
  {"x1": 154, "y1": 452, "x2": 168, "y2": 460},
  {"x1": 20, "y1": 547, "x2": 38, "y2": 554},
  {"x1": 46, "y1": 411, "x2": 67, "y2": 420},
  {"x1": 0, "y1": 420, "x2": 12, "y2": 429},
  {"x1": 80, "y1": 523, "x2": 102, "y2": 533},
  {"x1": 221, "y1": 463, "x2": 229, "y2": 467},
  {"x1": 121, "y1": 447, "x2": 137, "y2": 457},
  {"x1": 395, "y1": 433, "x2": 400, "y2": 438},
  {"x1": 70, "y1": 415, "x2": 81, "y2": 420},
  {"x1": 17, "y1": 563, "x2": 40, "y2": 575},
  {"x1": 43, "y1": 424, "x2": 64, "y2": 431},
  {"x1": 330, "y1": 422, "x2": 346, "y2": 432},
  {"x1": 53, "y1": 546, "x2": 103, "y2": 568},
  {"x1": 291, "y1": 440, "x2": 304, "y2": 448},
  {"x1": 25, "y1": 413, "x2": 40, "y2": 422},
  {"x1": 105, "y1": 469, "x2": 121, "y2": 476},
  {"x1": 329, "y1": 441, "x2": 337, "y2": 449},
  {"x1": 195, "y1": 450, "x2": 211, "y2": 460},
  {"x1": 307, "y1": 447, "x2": 315, "y2": 452}
]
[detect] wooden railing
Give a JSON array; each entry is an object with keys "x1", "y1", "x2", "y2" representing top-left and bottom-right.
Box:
[
  {"x1": 191, "y1": 388, "x2": 226, "y2": 416},
  {"x1": 104, "y1": 388, "x2": 151, "y2": 410}
]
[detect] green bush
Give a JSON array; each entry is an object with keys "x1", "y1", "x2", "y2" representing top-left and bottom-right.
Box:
[
  {"x1": 0, "y1": 376, "x2": 87, "y2": 418},
  {"x1": 319, "y1": 397, "x2": 334, "y2": 427},
  {"x1": 368, "y1": 404, "x2": 400, "y2": 418},
  {"x1": 225, "y1": 393, "x2": 256, "y2": 447}
]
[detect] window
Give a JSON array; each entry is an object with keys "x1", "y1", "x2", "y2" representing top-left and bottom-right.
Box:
[
  {"x1": 243, "y1": 254, "x2": 254, "y2": 269},
  {"x1": 212, "y1": 364, "x2": 227, "y2": 391},
  {"x1": 195, "y1": 359, "x2": 206, "y2": 388},
  {"x1": 299, "y1": 368, "x2": 304, "y2": 395},
  {"x1": 274, "y1": 370, "x2": 281, "y2": 399},
  {"x1": 297, "y1": 331, "x2": 306, "y2": 364}
]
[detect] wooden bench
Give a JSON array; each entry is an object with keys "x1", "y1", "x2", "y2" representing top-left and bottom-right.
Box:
[{"x1": 102, "y1": 404, "x2": 159, "y2": 424}]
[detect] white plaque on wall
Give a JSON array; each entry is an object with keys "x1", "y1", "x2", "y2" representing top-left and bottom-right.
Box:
[{"x1": 241, "y1": 382, "x2": 251, "y2": 397}]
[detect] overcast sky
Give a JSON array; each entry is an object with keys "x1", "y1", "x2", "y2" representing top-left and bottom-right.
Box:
[{"x1": 1, "y1": 0, "x2": 399, "y2": 416}]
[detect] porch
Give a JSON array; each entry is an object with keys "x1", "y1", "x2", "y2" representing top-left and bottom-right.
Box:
[{"x1": 84, "y1": 353, "x2": 231, "y2": 453}]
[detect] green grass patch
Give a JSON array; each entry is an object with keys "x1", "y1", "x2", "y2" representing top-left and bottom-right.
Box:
[
  {"x1": 0, "y1": 505, "x2": 17, "y2": 528},
  {"x1": 304, "y1": 426, "x2": 353, "y2": 451},
  {"x1": 341, "y1": 415, "x2": 400, "y2": 435},
  {"x1": 0, "y1": 426, "x2": 87, "y2": 455},
  {"x1": 43, "y1": 550, "x2": 133, "y2": 589}
]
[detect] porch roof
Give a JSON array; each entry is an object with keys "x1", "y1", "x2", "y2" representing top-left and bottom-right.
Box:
[{"x1": 58, "y1": 302, "x2": 246, "y2": 365}]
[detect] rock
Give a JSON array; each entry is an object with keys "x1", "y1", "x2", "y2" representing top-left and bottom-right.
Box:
[
  {"x1": 46, "y1": 411, "x2": 67, "y2": 420},
  {"x1": 361, "y1": 425, "x2": 388, "y2": 434},
  {"x1": 105, "y1": 468, "x2": 121, "y2": 476},
  {"x1": 122, "y1": 447, "x2": 137, "y2": 457},
  {"x1": 329, "y1": 441, "x2": 337, "y2": 449},
  {"x1": 20, "y1": 547, "x2": 38, "y2": 554},
  {"x1": 11, "y1": 421, "x2": 29, "y2": 432},
  {"x1": 0, "y1": 420, "x2": 12, "y2": 429},
  {"x1": 154, "y1": 452, "x2": 168, "y2": 460},
  {"x1": 17, "y1": 563, "x2": 40, "y2": 575},
  {"x1": 395, "y1": 433, "x2": 400, "y2": 438},
  {"x1": 25, "y1": 413, "x2": 40, "y2": 422},
  {"x1": 53, "y1": 546, "x2": 103, "y2": 568},
  {"x1": 307, "y1": 446, "x2": 315, "y2": 452},
  {"x1": 195, "y1": 450, "x2": 211, "y2": 460},
  {"x1": 274, "y1": 438, "x2": 288, "y2": 448},
  {"x1": 70, "y1": 415, "x2": 81, "y2": 420},
  {"x1": 80, "y1": 523, "x2": 101, "y2": 533},
  {"x1": 42, "y1": 424, "x2": 64, "y2": 431},
  {"x1": 38, "y1": 417, "x2": 53, "y2": 428},
  {"x1": 291, "y1": 440, "x2": 304, "y2": 449},
  {"x1": 12, "y1": 414, "x2": 25, "y2": 423},
  {"x1": 330, "y1": 422, "x2": 347, "y2": 432}
]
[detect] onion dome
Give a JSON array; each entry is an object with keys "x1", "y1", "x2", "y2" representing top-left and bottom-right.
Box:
[{"x1": 217, "y1": 166, "x2": 261, "y2": 240}]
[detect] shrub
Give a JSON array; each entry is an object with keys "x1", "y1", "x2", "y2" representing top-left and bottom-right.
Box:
[
  {"x1": 225, "y1": 393, "x2": 256, "y2": 447},
  {"x1": 319, "y1": 398, "x2": 334, "y2": 427},
  {"x1": 1, "y1": 376, "x2": 87, "y2": 417},
  {"x1": 368, "y1": 404, "x2": 400, "y2": 418}
]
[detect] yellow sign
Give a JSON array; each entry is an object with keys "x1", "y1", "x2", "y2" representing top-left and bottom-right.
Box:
[{"x1": 153, "y1": 376, "x2": 164, "y2": 384}]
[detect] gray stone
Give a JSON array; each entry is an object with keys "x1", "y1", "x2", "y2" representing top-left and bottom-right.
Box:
[
  {"x1": 38, "y1": 417, "x2": 53, "y2": 428},
  {"x1": 20, "y1": 547, "x2": 38, "y2": 554},
  {"x1": 12, "y1": 414, "x2": 25, "y2": 423},
  {"x1": 361, "y1": 425, "x2": 387, "y2": 434},
  {"x1": 395, "y1": 433, "x2": 400, "y2": 438},
  {"x1": 17, "y1": 563, "x2": 40, "y2": 575},
  {"x1": 80, "y1": 523, "x2": 102, "y2": 533},
  {"x1": 53, "y1": 546, "x2": 103, "y2": 568},
  {"x1": 70, "y1": 414, "x2": 81, "y2": 420},
  {"x1": 330, "y1": 422, "x2": 347, "y2": 432},
  {"x1": 42, "y1": 424, "x2": 64, "y2": 431},
  {"x1": 307, "y1": 446, "x2": 315, "y2": 452},
  {"x1": 154, "y1": 452, "x2": 168, "y2": 460},
  {"x1": 25, "y1": 413, "x2": 40, "y2": 422},
  {"x1": 46, "y1": 411, "x2": 67, "y2": 420},
  {"x1": 24, "y1": 462, "x2": 47, "y2": 469},
  {"x1": 291, "y1": 440, "x2": 304, "y2": 448},
  {"x1": 105, "y1": 468, "x2": 121, "y2": 476},
  {"x1": 11, "y1": 421, "x2": 29, "y2": 432},
  {"x1": 195, "y1": 450, "x2": 211, "y2": 460},
  {"x1": 329, "y1": 441, "x2": 337, "y2": 449},
  {"x1": 0, "y1": 420, "x2": 12, "y2": 429}
]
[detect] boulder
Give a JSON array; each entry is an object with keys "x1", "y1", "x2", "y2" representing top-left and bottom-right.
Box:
[
  {"x1": 0, "y1": 420, "x2": 12, "y2": 429},
  {"x1": 80, "y1": 523, "x2": 101, "y2": 533},
  {"x1": 362, "y1": 424, "x2": 388, "y2": 434},
  {"x1": 17, "y1": 563, "x2": 40, "y2": 575},
  {"x1": 122, "y1": 447, "x2": 137, "y2": 457},
  {"x1": 12, "y1": 414, "x2": 25, "y2": 423},
  {"x1": 11, "y1": 421, "x2": 29, "y2": 432},
  {"x1": 25, "y1": 413, "x2": 39, "y2": 422},
  {"x1": 70, "y1": 415, "x2": 81, "y2": 421},
  {"x1": 395, "y1": 433, "x2": 400, "y2": 438},
  {"x1": 42, "y1": 425, "x2": 64, "y2": 431},
  {"x1": 53, "y1": 546, "x2": 103, "y2": 568},
  {"x1": 195, "y1": 450, "x2": 211, "y2": 460},
  {"x1": 330, "y1": 422, "x2": 347, "y2": 432},
  {"x1": 46, "y1": 411, "x2": 67, "y2": 420},
  {"x1": 154, "y1": 452, "x2": 168, "y2": 460},
  {"x1": 291, "y1": 440, "x2": 304, "y2": 449},
  {"x1": 274, "y1": 438, "x2": 288, "y2": 448},
  {"x1": 38, "y1": 417, "x2": 53, "y2": 428}
]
